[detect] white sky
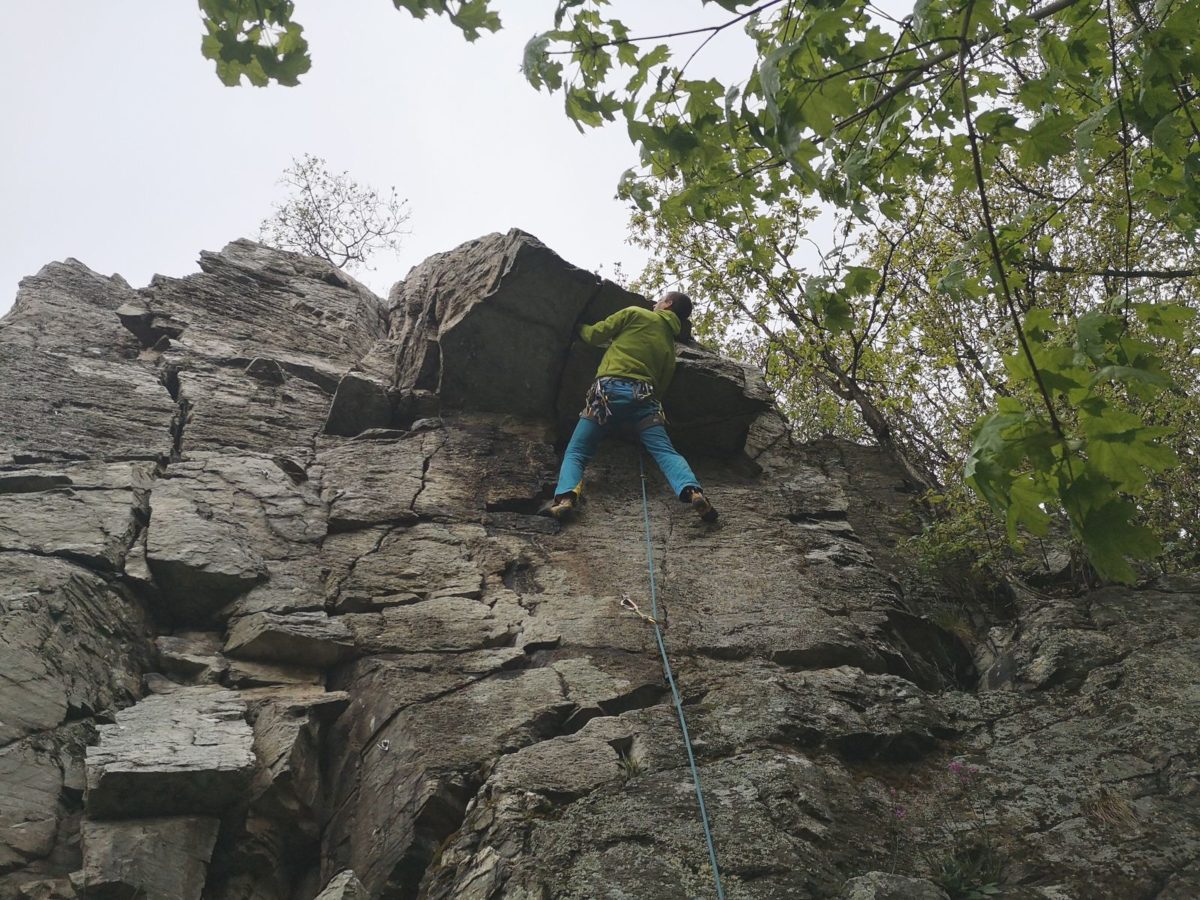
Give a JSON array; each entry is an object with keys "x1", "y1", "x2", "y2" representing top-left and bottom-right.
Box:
[{"x1": 0, "y1": 1, "x2": 759, "y2": 315}]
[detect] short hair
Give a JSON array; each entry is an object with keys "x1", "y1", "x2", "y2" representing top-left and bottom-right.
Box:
[{"x1": 663, "y1": 291, "x2": 692, "y2": 320}]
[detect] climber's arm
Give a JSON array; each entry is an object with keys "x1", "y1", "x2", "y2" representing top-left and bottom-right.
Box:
[{"x1": 579, "y1": 308, "x2": 637, "y2": 347}]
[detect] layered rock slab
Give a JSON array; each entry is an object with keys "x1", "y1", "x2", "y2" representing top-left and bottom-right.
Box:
[
  {"x1": 390, "y1": 229, "x2": 638, "y2": 419},
  {"x1": 144, "y1": 451, "x2": 326, "y2": 624},
  {"x1": 128, "y1": 240, "x2": 389, "y2": 458},
  {"x1": 0, "y1": 260, "x2": 176, "y2": 464},
  {"x1": 0, "y1": 554, "x2": 148, "y2": 748},
  {"x1": 84, "y1": 687, "x2": 255, "y2": 819},
  {"x1": 0, "y1": 461, "x2": 153, "y2": 572},
  {"x1": 79, "y1": 817, "x2": 220, "y2": 900}
]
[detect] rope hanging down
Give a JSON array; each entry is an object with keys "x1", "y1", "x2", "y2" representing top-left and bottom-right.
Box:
[{"x1": 637, "y1": 451, "x2": 726, "y2": 900}]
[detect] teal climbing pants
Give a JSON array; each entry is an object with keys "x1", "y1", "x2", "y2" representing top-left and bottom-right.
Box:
[{"x1": 555, "y1": 377, "x2": 701, "y2": 500}]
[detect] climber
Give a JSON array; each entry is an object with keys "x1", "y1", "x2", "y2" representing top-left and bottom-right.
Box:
[{"x1": 546, "y1": 292, "x2": 718, "y2": 523}]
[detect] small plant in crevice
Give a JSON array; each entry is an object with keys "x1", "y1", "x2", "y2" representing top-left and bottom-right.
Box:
[
  {"x1": 882, "y1": 760, "x2": 1010, "y2": 899},
  {"x1": 616, "y1": 749, "x2": 645, "y2": 781},
  {"x1": 930, "y1": 835, "x2": 1005, "y2": 899},
  {"x1": 1082, "y1": 786, "x2": 1139, "y2": 832}
]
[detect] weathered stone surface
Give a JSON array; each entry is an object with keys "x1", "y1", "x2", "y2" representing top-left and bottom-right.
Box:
[
  {"x1": 323, "y1": 522, "x2": 490, "y2": 613},
  {"x1": 225, "y1": 659, "x2": 323, "y2": 689},
  {"x1": 144, "y1": 452, "x2": 325, "y2": 623},
  {"x1": 314, "y1": 870, "x2": 368, "y2": 900},
  {"x1": 840, "y1": 873, "x2": 950, "y2": 899},
  {"x1": 170, "y1": 359, "x2": 337, "y2": 457},
  {"x1": 316, "y1": 415, "x2": 557, "y2": 532},
  {"x1": 0, "y1": 741, "x2": 70, "y2": 873},
  {"x1": 342, "y1": 594, "x2": 525, "y2": 656},
  {"x1": 0, "y1": 462, "x2": 153, "y2": 572},
  {"x1": 154, "y1": 632, "x2": 227, "y2": 684},
  {"x1": 324, "y1": 372, "x2": 394, "y2": 437},
  {"x1": 0, "y1": 555, "x2": 148, "y2": 748},
  {"x1": 322, "y1": 664, "x2": 570, "y2": 896},
  {"x1": 80, "y1": 817, "x2": 219, "y2": 900},
  {"x1": 85, "y1": 687, "x2": 255, "y2": 819},
  {"x1": 923, "y1": 578, "x2": 1200, "y2": 895},
  {"x1": 690, "y1": 663, "x2": 952, "y2": 761},
  {"x1": 390, "y1": 229, "x2": 635, "y2": 419},
  {"x1": 0, "y1": 261, "x2": 176, "y2": 464},
  {"x1": 245, "y1": 687, "x2": 348, "y2": 834},
  {"x1": 224, "y1": 611, "x2": 355, "y2": 668},
  {"x1": 139, "y1": 241, "x2": 386, "y2": 373},
  {"x1": 425, "y1": 710, "x2": 881, "y2": 899},
  {"x1": 122, "y1": 241, "x2": 388, "y2": 458}
]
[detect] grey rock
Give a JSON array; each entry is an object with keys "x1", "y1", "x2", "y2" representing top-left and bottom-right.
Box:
[
  {"x1": 0, "y1": 741, "x2": 68, "y2": 872},
  {"x1": 131, "y1": 241, "x2": 387, "y2": 457},
  {"x1": 323, "y1": 522, "x2": 489, "y2": 613},
  {"x1": 0, "y1": 554, "x2": 148, "y2": 747},
  {"x1": 224, "y1": 659, "x2": 324, "y2": 689},
  {"x1": 0, "y1": 461, "x2": 153, "y2": 572},
  {"x1": 246, "y1": 687, "x2": 348, "y2": 827},
  {"x1": 5, "y1": 877, "x2": 78, "y2": 899},
  {"x1": 80, "y1": 817, "x2": 219, "y2": 900},
  {"x1": 116, "y1": 301, "x2": 187, "y2": 348},
  {"x1": 155, "y1": 632, "x2": 227, "y2": 684},
  {"x1": 144, "y1": 453, "x2": 324, "y2": 623},
  {"x1": 390, "y1": 229, "x2": 630, "y2": 419},
  {"x1": 315, "y1": 434, "x2": 427, "y2": 532},
  {"x1": 3, "y1": 235, "x2": 1196, "y2": 899},
  {"x1": 324, "y1": 372, "x2": 394, "y2": 437},
  {"x1": 316, "y1": 415, "x2": 556, "y2": 531},
  {"x1": 243, "y1": 356, "x2": 287, "y2": 384},
  {"x1": 342, "y1": 594, "x2": 525, "y2": 656},
  {"x1": 224, "y1": 611, "x2": 355, "y2": 668},
  {"x1": 85, "y1": 687, "x2": 255, "y2": 819},
  {"x1": 314, "y1": 870, "x2": 368, "y2": 900},
  {"x1": 840, "y1": 872, "x2": 951, "y2": 899},
  {"x1": 322, "y1": 664, "x2": 569, "y2": 896},
  {"x1": 0, "y1": 260, "x2": 177, "y2": 464}
]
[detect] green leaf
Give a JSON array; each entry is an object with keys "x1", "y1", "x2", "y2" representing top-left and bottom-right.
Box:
[
  {"x1": 1082, "y1": 407, "x2": 1178, "y2": 492},
  {"x1": 1018, "y1": 113, "x2": 1077, "y2": 166},
  {"x1": 523, "y1": 33, "x2": 563, "y2": 90},
  {"x1": 1079, "y1": 499, "x2": 1162, "y2": 583}
]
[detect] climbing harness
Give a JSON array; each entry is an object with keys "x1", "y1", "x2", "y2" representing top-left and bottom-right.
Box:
[
  {"x1": 582, "y1": 377, "x2": 666, "y2": 432},
  {"x1": 636, "y1": 450, "x2": 726, "y2": 900}
]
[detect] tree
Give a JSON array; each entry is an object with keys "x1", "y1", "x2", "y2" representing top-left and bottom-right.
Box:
[
  {"x1": 259, "y1": 154, "x2": 411, "y2": 272},
  {"x1": 197, "y1": 0, "x2": 499, "y2": 86},
  {"x1": 199, "y1": 0, "x2": 1199, "y2": 581}
]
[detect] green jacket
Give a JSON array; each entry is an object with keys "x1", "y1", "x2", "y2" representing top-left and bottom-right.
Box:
[{"x1": 579, "y1": 306, "x2": 681, "y2": 394}]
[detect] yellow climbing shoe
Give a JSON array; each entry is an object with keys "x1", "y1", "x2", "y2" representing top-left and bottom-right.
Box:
[
  {"x1": 547, "y1": 492, "x2": 578, "y2": 520},
  {"x1": 689, "y1": 489, "x2": 718, "y2": 523}
]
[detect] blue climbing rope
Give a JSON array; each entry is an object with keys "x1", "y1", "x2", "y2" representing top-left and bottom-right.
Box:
[{"x1": 638, "y1": 450, "x2": 726, "y2": 900}]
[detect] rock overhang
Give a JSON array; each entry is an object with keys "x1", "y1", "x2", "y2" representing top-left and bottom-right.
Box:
[{"x1": 389, "y1": 228, "x2": 777, "y2": 459}]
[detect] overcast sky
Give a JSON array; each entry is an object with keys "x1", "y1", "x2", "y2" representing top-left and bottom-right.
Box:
[{"x1": 1, "y1": 2, "x2": 757, "y2": 315}]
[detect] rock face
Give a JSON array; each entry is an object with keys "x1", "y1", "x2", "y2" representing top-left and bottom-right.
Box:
[{"x1": 0, "y1": 230, "x2": 1196, "y2": 899}]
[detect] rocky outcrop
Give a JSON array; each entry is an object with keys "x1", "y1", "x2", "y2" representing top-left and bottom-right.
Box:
[{"x1": 0, "y1": 230, "x2": 1195, "y2": 899}]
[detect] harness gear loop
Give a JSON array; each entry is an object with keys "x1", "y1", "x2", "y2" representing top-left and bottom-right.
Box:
[
  {"x1": 582, "y1": 377, "x2": 667, "y2": 430},
  {"x1": 637, "y1": 450, "x2": 726, "y2": 900}
]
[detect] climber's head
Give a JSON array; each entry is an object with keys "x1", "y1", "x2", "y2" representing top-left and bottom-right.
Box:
[
  {"x1": 655, "y1": 291, "x2": 691, "y2": 317},
  {"x1": 655, "y1": 291, "x2": 693, "y2": 341}
]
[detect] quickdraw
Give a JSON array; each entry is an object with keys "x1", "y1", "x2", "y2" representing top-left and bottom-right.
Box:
[{"x1": 620, "y1": 591, "x2": 659, "y2": 627}]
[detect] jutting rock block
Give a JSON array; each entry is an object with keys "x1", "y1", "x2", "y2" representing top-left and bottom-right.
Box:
[
  {"x1": 80, "y1": 817, "x2": 220, "y2": 900},
  {"x1": 84, "y1": 686, "x2": 255, "y2": 820}
]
